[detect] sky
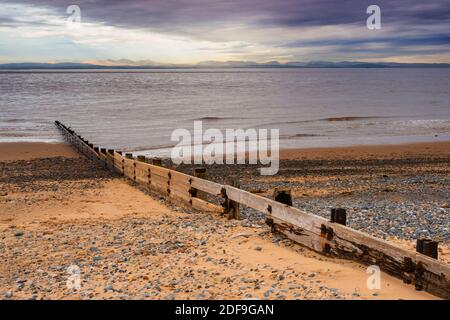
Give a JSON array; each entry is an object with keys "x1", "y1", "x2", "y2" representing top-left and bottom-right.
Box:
[{"x1": 0, "y1": 0, "x2": 449, "y2": 64}]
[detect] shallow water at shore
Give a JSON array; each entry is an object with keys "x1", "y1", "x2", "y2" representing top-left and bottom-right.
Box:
[{"x1": 1, "y1": 68, "x2": 450, "y2": 154}]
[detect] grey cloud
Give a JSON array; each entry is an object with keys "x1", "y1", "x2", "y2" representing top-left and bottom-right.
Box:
[{"x1": 1, "y1": 0, "x2": 449, "y2": 61}]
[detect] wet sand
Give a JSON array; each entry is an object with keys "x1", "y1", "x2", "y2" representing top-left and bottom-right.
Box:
[
  {"x1": 0, "y1": 142, "x2": 445, "y2": 300},
  {"x1": 0, "y1": 142, "x2": 77, "y2": 161},
  {"x1": 279, "y1": 141, "x2": 450, "y2": 160}
]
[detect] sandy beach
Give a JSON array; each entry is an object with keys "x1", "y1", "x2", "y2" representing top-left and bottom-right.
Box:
[{"x1": 1, "y1": 141, "x2": 448, "y2": 300}]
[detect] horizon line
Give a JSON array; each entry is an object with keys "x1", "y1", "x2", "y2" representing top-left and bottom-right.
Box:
[{"x1": 1, "y1": 60, "x2": 450, "y2": 70}]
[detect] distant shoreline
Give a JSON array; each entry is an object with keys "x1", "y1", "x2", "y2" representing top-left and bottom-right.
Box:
[
  {"x1": 2, "y1": 140, "x2": 449, "y2": 161},
  {"x1": 2, "y1": 61, "x2": 450, "y2": 71}
]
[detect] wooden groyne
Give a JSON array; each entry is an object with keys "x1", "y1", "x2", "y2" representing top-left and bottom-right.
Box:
[{"x1": 55, "y1": 121, "x2": 450, "y2": 299}]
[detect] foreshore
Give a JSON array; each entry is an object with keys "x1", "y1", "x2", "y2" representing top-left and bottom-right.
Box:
[{"x1": 1, "y1": 141, "x2": 448, "y2": 300}]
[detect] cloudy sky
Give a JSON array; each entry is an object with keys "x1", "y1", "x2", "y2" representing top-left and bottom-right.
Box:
[{"x1": 0, "y1": 0, "x2": 449, "y2": 64}]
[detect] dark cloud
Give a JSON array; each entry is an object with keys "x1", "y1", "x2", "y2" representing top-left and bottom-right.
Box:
[
  {"x1": 3, "y1": 0, "x2": 450, "y2": 32},
  {"x1": 282, "y1": 35, "x2": 450, "y2": 48}
]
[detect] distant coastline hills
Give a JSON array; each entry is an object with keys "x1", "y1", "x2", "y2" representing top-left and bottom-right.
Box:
[{"x1": 1, "y1": 60, "x2": 450, "y2": 69}]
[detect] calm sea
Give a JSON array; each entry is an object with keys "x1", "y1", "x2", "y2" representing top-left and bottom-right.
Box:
[{"x1": 1, "y1": 68, "x2": 450, "y2": 156}]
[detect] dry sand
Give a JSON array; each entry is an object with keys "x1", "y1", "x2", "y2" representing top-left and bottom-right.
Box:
[{"x1": 0, "y1": 142, "x2": 443, "y2": 300}]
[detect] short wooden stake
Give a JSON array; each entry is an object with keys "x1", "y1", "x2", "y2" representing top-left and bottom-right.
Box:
[
  {"x1": 193, "y1": 168, "x2": 207, "y2": 200},
  {"x1": 224, "y1": 177, "x2": 240, "y2": 219},
  {"x1": 137, "y1": 155, "x2": 146, "y2": 162},
  {"x1": 331, "y1": 208, "x2": 347, "y2": 226},
  {"x1": 152, "y1": 158, "x2": 162, "y2": 166},
  {"x1": 416, "y1": 239, "x2": 438, "y2": 259},
  {"x1": 273, "y1": 188, "x2": 293, "y2": 206},
  {"x1": 423, "y1": 241, "x2": 438, "y2": 259},
  {"x1": 125, "y1": 153, "x2": 133, "y2": 159}
]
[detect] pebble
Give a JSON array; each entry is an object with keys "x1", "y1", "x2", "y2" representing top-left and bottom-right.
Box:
[
  {"x1": 165, "y1": 293, "x2": 175, "y2": 300},
  {"x1": 254, "y1": 246, "x2": 262, "y2": 251},
  {"x1": 263, "y1": 289, "x2": 272, "y2": 298},
  {"x1": 231, "y1": 233, "x2": 252, "y2": 239},
  {"x1": 104, "y1": 284, "x2": 114, "y2": 292},
  {"x1": 4, "y1": 291, "x2": 13, "y2": 298},
  {"x1": 14, "y1": 231, "x2": 24, "y2": 237}
]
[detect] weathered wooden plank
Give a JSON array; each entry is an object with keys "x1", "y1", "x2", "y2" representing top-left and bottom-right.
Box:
[
  {"x1": 190, "y1": 197, "x2": 224, "y2": 213},
  {"x1": 114, "y1": 162, "x2": 124, "y2": 174},
  {"x1": 98, "y1": 151, "x2": 107, "y2": 163},
  {"x1": 190, "y1": 177, "x2": 223, "y2": 195},
  {"x1": 169, "y1": 187, "x2": 192, "y2": 203},
  {"x1": 170, "y1": 170, "x2": 192, "y2": 185},
  {"x1": 113, "y1": 152, "x2": 125, "y2": 174},
  {"x1": 224, "y1": 185, "x2": 269, "y2": 212},
  {"x1": 271, "y1": 217, "x2": 327, "y2": 253},
  {"x1": 169, "y1": 179, "x2": 191, "y2": 193},
  {"x1": 150, "y1": 174, "x2": 169, "y2": 187},
  {"x1": 149, "y1": 180, "x2": 170, "y2": 195},
  {"x1": 135, "y1": 161, "x2": 151, "y2": 170},
  {"x1": 168, "y1": 192, "x2": 192, "y2": 207},
  {"x1": 135, "y1": 161, "x2": 150, "y2": 184},
  {"x1": 123, "y1": 159, "x2": 135, "y2": 179},
  {"x1": 169, "y1": 183, "x2": 191, "y2": 199},
  {"x1": 114, "y1": 152, "x2": 124, "y2": 162},
  {"x1": 149, "y1": 164, "x2": 171, "y2": 177},
  {"x1": 135, "y1": 173, "x2": 149, "y2": 185},
  {"x1": 106, "y1": 152, "x2": 115, "y2": 170}
]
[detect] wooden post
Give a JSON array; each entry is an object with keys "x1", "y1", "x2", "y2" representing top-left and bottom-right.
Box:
[
  {"x1": 94, "y1": 147, "x2": 99, "y2": 154},
  {"x1": 137, "y1": 155, "x2": 146, "y2": 162},
  {"x1": 417, "y1": 239, "x2": 438, "y2": 259},
  {"x1": 193, "y1": 168, "x2": 207, "y2": 200},
  {"x1": 423, "y1": 241, "x2": 438, "y2": 259},
  {"x1": 273, "y1": 188, "x2": 293, "y2": 206},
  {"x1": 125, "y1": 153, "x2": 133, "y2": 159},
  {"x1": 270, "y1": 188, "x2": 293, "y2": 229},
  {"x1": 223, "y1": 177, "x2": 240, "y2": 220},
  {"x1": 331, "y1": 208, "x2": 347, "y2": 226},
  {"x1": 105, "y1": 149, "x2": 115, "y2": 171},
  {"x1": 152, "y1": 158, "x2": 162, "y2": 166},
  {"x1": 416, "y1": 238, "x2": 425, "y2": 253}
]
